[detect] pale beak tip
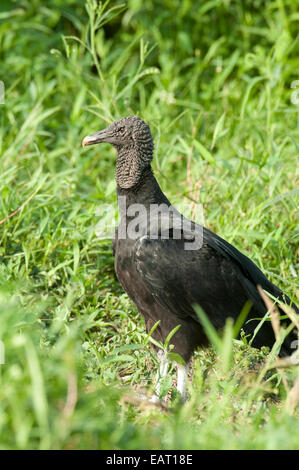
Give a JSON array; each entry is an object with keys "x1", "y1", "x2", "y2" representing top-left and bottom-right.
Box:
[{"x1": 82, "y1": 136, "x2": 89, "y2": 147}]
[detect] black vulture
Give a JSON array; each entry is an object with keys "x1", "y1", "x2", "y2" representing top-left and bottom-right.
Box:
[{"x1": 83, "y1": 116, "x2": 298, "y2": 401}]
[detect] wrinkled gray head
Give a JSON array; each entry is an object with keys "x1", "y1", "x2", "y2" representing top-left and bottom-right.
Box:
[{"x1": 82, "y1": 116, "x2": 154, "y2": 189}]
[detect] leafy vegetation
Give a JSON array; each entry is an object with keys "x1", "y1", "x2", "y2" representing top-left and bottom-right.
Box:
[{"x1": 0, "y1": 0, "x2": 298, "y2": 449}]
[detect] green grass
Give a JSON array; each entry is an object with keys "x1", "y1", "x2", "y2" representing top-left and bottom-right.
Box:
[{"x1": 0, "y1": 0, "x2": 298, "y2": 450}]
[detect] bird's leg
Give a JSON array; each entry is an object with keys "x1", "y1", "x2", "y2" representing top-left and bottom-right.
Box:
[
  {"x1": 150, "y1": 350, "x2": 169, "y2": 403},
  {"x1": 176, "y1": 361, "x2": 189, "y2": 402}
]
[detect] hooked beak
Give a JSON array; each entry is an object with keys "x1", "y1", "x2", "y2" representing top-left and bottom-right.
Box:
[{"x1": 82, "y1": 129, "x2": 110, "y2": 147}]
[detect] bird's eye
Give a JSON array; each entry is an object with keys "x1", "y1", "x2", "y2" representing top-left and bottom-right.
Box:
[{"x1": 119, "y1": 127, "x2": 125, "y2": 134}]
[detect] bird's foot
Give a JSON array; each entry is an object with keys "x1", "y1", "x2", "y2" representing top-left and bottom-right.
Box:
[{"x1": 148, "y1": 394, "x2": 161, "y2": 404}]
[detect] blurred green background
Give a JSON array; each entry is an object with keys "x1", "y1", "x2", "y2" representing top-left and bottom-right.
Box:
[{"x1": 0, "y1": 0, "x2": 298, "y2": 449}]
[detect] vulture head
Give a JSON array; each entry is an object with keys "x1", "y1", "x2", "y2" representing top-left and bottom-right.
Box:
[{"x1": 82, "y1": 116, "x2": 154, "y2": 189}]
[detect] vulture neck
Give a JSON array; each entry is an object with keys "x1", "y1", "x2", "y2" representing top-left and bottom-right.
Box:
[{"x1": 117, "y1": 166, "x2": 171, "y2": 209}]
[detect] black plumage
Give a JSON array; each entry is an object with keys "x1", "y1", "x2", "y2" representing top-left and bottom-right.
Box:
[{"x1": 83, "y1": 116, "x2": 298, "y2": 367}]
